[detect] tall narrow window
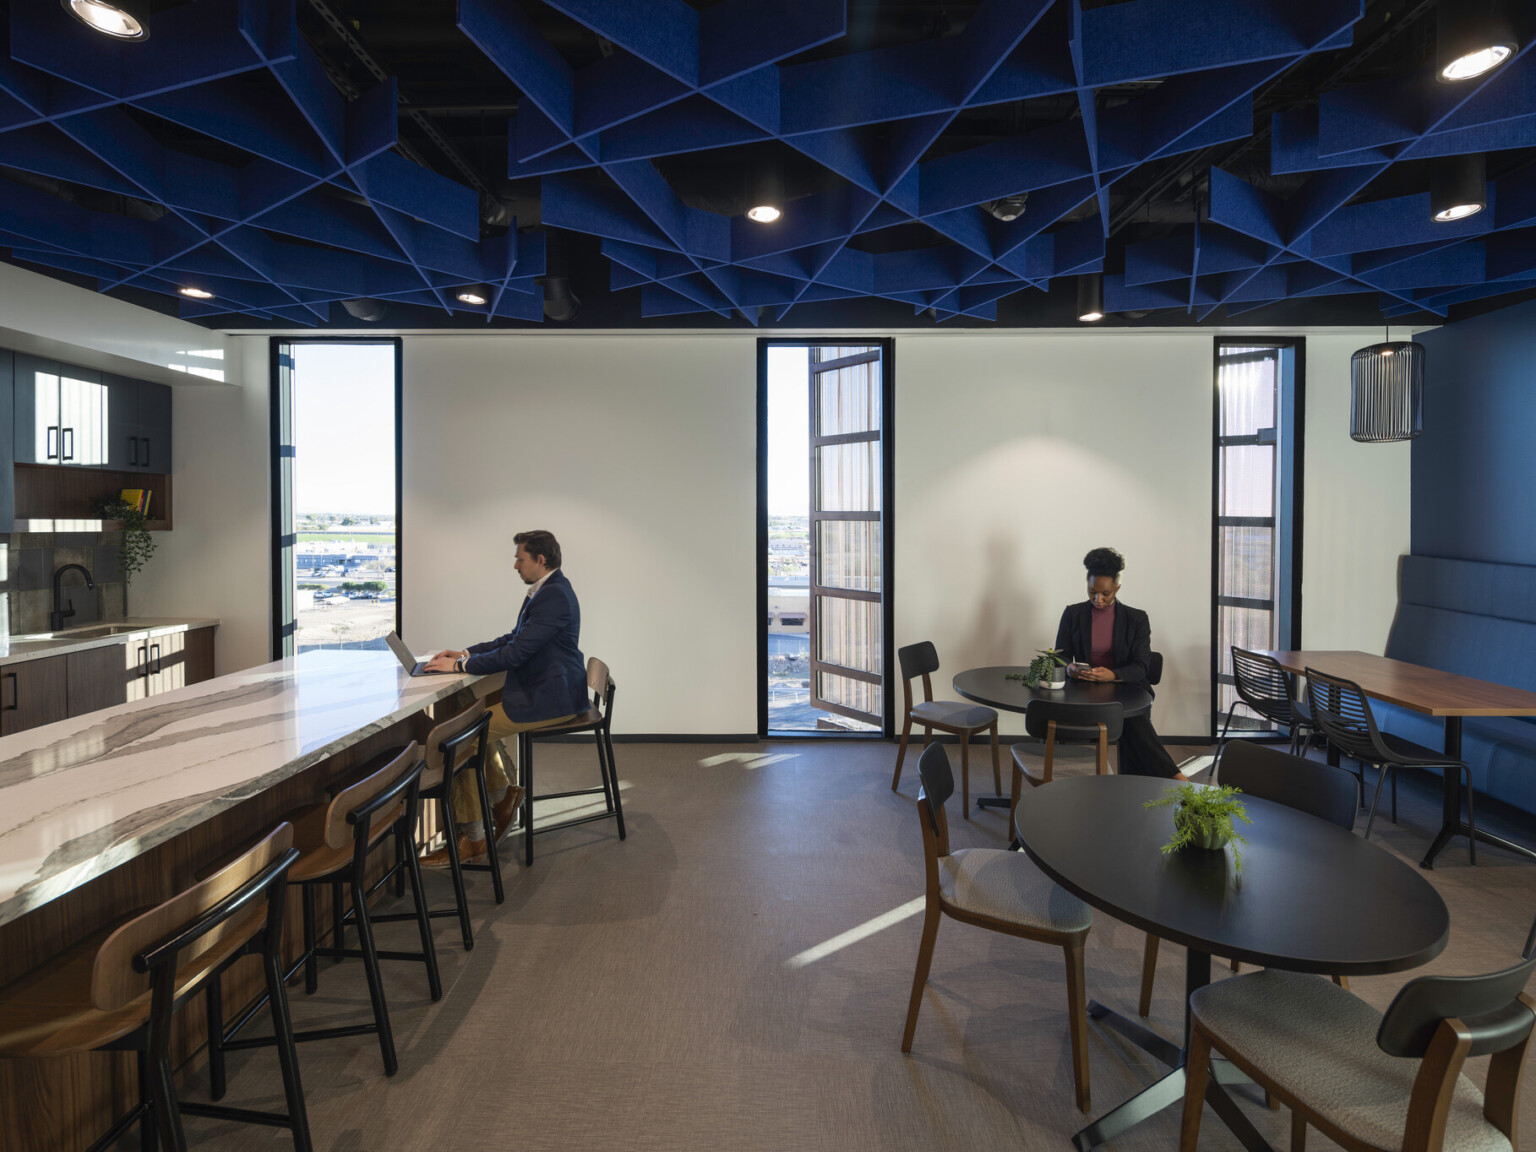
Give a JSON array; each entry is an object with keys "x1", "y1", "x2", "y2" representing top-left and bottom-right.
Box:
[
  {"x1": 1213, "y1": 340, "x2": 1303, "y2": 735},
  {"x1": 271, "y1": 340, "x2": 402, "y2": 657},
  {"x1": 760, "y1": 340, "x2": 893, "y2": 735}
]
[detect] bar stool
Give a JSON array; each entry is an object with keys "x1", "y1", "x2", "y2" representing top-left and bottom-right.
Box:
[
  {"x1": 0, "y1": 823, "x2": 310, "y2": 1152},
  {"x1": 399, "y1": 698, "x2": 505, "y2": 950},
  {"x1": 516, "y1": 657, "x2": 624, "y2": 866},
  {"x1": 208, "y1": 742, "x2": 440, "y2": 1080}
]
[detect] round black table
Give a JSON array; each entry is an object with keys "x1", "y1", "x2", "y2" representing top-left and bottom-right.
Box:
[
  {"x1": 953, "y1": 667, "x2": 1153, "y2": 809},
  {"x1": 1015, "y1": 775, "x2": 1448, "y2": 1152},
  {"x1": 953, "y1": 666, "x2": 1153, "y2": 718}
]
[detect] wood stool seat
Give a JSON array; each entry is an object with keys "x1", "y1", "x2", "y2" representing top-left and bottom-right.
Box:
[{"x1": 281, "y1": 800, "x2": 399, "y2": 883}]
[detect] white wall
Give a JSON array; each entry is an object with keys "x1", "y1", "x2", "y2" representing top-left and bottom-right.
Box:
[
  {"x1": 401, "y1": 335, "x2": 759, "y2": 734},
  {"x1": 1300, "y1": 333, "x2": 1413, "y2": 652},
  {"x1": 895, "y1": 332, "x2": 1215, "y2": 734},
  {"x1": 129, "y1": 326, "x2": 1411, "y2": 735}
]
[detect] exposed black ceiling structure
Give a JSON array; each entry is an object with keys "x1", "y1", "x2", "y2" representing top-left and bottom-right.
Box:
[{"x1": 2, "y1": 0, "x2": 1533, "y2": 329}]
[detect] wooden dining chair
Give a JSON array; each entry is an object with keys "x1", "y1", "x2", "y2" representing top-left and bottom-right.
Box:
[
  {"x1": 903, "y1": 742, "x2": 1094, "y2": 1111},
  {"x1": 1011, "y1": 698, "x2": 1126, "y2": 788},
  {"x1": 891, "y1": 641, "x2": 1000, "y2": 816},
  {"x1": 1180, "y1": 954, "x2": 1536, "y2": 1152},
  {"x1": 0, "y1": 823, "x2": 311, "y2": 1152},
  {"x1": 1139, "y1": 742, "x2": 1359, "y2": 1017}
]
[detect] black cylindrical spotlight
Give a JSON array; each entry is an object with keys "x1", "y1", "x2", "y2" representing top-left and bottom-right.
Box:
[
  {"x1": 745, "y1": 167, "x2": 785, "y2": 224},
  {"x1": 341, "y1": 298, "x2": 387, "y2": 322},
  {"x1": 539, "y1": 277, "x2": 579, "y2": 322},
  {"x1": 1438, "y1": 1, "x2": 1518, "y2": 81},
  {"x1": 1432, "y1": 154, "x2": 1487, "y2": 222},
  {"x1": 455, "y1": 285, "x2": 490, "y2": 306},
  {"x1": 62, "y1": 0, "x2": 148, "y2": 40},
  {"x1": 1076, "y1": 274, "x2": 1104, "y2": 322}
]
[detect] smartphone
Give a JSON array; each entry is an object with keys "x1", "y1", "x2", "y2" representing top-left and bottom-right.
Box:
[{"x1": 1068, "y1": 661, "x2": 1090, "y2": 676}]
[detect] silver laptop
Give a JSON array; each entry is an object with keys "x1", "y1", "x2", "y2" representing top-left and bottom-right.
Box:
[{"x1": 386, "y1": 631, "x2": 455, "y2": 676}]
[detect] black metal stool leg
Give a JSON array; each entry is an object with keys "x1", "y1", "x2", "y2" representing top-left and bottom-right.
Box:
[
  {"x1": 331, "y1": 880, "x2": 345, "y2": 966},
  {"x1": 594, "y1": 733, "x2": 616, "y2": 814},
  {"x1": 262, "y1": 929, "x2": 314, "y2": 1152},
  {"x1": 1464, "y1": 765, "x2": 1478, "y2": 865},
  {"x1": 522, "y1": 731, "x2": 535, "y2": 867},
  {"x1": 437, "y1": 784, "x2": 474, "y2": 950},
  {"x1": 302, "y1": 882, "x2": 319, "y2": 994},
  {"x1": 348, "y1": 872, "x2": 398, "y2": 1076},
  {"x1": 1391, "y1": 766, "x2": 1398, "y2": 824},
  {"x1": 205, "y1": 975, "x2": 226, "y2": 1101},
  {"x1": 401, "y1": 827, "x2": 443, "y2": 1002},
  {"x1": 604, "y1": 727, "x2": 626, "y2": 840},
  {"x1": 471, "y1": 760, "x2": 505, "y2": 904},
  {"x1": 136, "y1": 1047, "x2": 159, "y2": 1152}
]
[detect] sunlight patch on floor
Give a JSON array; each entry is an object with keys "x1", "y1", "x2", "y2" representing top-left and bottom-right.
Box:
[{"x1": 785, "y1": 897, "x2": 927, "y2": 969}]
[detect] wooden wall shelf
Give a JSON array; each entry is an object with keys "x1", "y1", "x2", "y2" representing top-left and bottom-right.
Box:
[{"x1": 13, "y1": 463, "x2": 173, "y2": 531}]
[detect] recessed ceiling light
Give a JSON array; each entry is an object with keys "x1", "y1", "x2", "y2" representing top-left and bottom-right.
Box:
[
  {"x1": 1441, "y1": 45, "x2": 1513, "y2": 80},
  {"x1": 746, "y1": 205, "x2": 782, "y2": 224},
  {"x1": 63, "y1": 0, "x2": 148, "y2": 40},
  {"x1": 178, "y1": 286, "x2": 213, "y2": 300},
  {"x1": 456, "y1": 290, "x2": 488, "y2": 306}
]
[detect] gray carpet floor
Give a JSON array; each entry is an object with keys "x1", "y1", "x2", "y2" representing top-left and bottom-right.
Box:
[{"x1": 168, "y1": 738, "x2": 1536, "y2": 1151}]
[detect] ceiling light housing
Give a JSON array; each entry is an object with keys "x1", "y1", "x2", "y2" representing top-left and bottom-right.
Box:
[
  {"x1": 456, "y1": 288, "x2": 488, "y2": 306},
  {"x1": 63, "y1": 0, "x2": 148, "y2": 40},
  {"x1": 177, "y1": 286, "x2": 213, "y2": 300},
  {"x1": 1437, "y1": 2, "x2": 1518, "y2": 81},
  {"x1": 746, "y1": 204, "x2": 781, "y2": 223},
  {"x1": 1431, "y1": 153, "x2": 1487, "y2": 222},
  {"x1": 982, "y1": 193, "x2": 1029, "y2": 222},
  {"x1": 1076, "y1": 274, "x2": 1105, "y2": 322},
  {"x1": 341, "y1": 298, "x2": 387, "y2": 322}
]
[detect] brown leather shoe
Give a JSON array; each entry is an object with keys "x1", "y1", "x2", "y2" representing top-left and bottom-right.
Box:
[
  {"x1": 419, "y1": 833, "x2": 488, "y2": 868},
  {"x1": 492, "y1": 785, "x2": 526, "y2": 842}
]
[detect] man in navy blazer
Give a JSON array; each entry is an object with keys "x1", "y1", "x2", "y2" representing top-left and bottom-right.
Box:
[{"x1": 423, "y1": 529, "x2": 589, "y2": 863}]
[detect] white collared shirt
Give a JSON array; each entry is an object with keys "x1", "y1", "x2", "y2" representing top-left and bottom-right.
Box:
[{"x1": 524, "y1": 568, "x2": 555, "y2": 602}]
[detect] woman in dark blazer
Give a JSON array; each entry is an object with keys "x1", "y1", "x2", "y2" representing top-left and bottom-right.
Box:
[{"x1": 1053, "y1": 547, "x2": 1187, "y2": 780}]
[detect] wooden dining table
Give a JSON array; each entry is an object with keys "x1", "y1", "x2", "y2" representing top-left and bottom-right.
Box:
[{"x1": 1261, "y1": 649, "x2": 1536, "y2": 869}]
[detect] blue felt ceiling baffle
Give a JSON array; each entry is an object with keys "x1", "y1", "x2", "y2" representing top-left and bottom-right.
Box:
[{"x1": 1350, "y1": 339, "x2": 1424, "y2": 442}]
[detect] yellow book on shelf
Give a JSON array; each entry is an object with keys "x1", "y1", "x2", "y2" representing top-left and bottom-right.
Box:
[{"x1": 119, "y1": 488, "x2": 143, "y2": 511}]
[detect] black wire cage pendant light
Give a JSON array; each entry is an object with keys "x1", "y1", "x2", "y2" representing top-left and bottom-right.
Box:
[{"x1": 1350, "y1": 326, "x2": 1425, "y2": 443}]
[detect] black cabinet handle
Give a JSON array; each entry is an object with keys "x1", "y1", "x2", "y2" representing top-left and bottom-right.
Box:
[
  {"x1": 46, "y1": 426, "x2": 58, "y2": 460},
  {"x1": 137, "y1": 644, "x2": 148, "y2": 677},
  {"x1": 141, "y1": 436, "x2": 150, "y2": 467},
  {"x1": 2, "y1": 672, "x2": 15, "y2": 711},
  {"x1": 61, "y1": 427, "x2": 73, "y2": 461},
  {"x1": 151, "y1": 643, "x2": 162, "y2": 675},
  {"x1": 128, "y1": 435, "x2": 139, "y2": 467}
]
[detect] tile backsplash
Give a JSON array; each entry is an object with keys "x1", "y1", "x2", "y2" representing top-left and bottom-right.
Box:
[{"x1": 0, "y1": 532, "x2": 128, "y2": 638}]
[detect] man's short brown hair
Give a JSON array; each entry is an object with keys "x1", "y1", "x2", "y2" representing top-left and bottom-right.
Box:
[{"x1": 514, "y1": 529, "x2": 561, "y2": 569}]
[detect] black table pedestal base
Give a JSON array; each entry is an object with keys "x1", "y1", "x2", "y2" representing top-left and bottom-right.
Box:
[
  {"x1": 1072, "y1": 952, "x2": 1275, "y2": 1152},
  {"x1": 975, "y1": 795, "x2": 1011, "y2": 810}
]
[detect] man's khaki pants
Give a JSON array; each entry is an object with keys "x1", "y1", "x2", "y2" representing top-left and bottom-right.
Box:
[{"x1": 450, "y1": 704, "x2": 577, "y2": 827}]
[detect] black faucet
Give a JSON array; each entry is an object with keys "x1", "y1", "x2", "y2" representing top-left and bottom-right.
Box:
[{"x1": 50, "y1": 564, "x2": 95, "y2": 632}]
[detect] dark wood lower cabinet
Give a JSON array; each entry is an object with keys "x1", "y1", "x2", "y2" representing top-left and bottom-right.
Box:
[
  {"x1": 4, "y1": 627, "x2": 218, "y2": 735},
  {"x1": 0, "y1": 654, "x2": 68, "y2": 735}
]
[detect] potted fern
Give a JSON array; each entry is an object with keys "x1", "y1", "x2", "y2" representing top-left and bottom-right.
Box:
[
  {"x1": 1145, "y1": 782, "x2": 1253, "y2": 868},
  {"x1": 1007, "y1": 647, "x2": 1069, "y2": 689},
  {"x1": 94, "y1": 496, "x2": 158, "y2": 601}
]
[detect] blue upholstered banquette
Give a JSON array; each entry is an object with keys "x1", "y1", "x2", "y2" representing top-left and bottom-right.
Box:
[{"x1": 1376, "y1": 555, "x2": 1536, "y2": 815}]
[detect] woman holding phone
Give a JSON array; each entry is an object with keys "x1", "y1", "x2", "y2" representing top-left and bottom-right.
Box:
[{"x1": 1053, "y1": 546, "x2": 1189, "y2": 780}]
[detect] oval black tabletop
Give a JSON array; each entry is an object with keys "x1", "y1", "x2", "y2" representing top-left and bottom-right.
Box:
[
  {"x1": 952, "y1": 666, "x2": 1153, "y2": 719},
  {"x1": 1015, "y1": 775, "x2": 1449, "y2": 976}
]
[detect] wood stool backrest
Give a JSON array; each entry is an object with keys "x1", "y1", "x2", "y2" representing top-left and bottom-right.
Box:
[
  {"x1": 326, "y1": 742, "x2": 421, "y2": 850},
  {"x1": 92, "y1": 822, "x2": 295, "y2": 1012},
  {"x1": 423, "y1": 701, "x2": 488, "y2": 783}
]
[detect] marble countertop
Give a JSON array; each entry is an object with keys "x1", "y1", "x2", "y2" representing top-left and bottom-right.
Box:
[
  {"x1": 0, "y1": 647, "x2": 498, "y2": 927},
  {"x1": 0, "y1": 617, "x2": 222, "y2": 666}
]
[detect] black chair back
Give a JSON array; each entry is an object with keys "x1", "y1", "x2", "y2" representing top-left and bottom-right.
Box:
[
  {"x1": 916, "y1": 742, "x2": 953, "y2": 832},
  {"x1": 1378, "y1": 954, "x2": 1536, "y2": 1058},
  {"x1": 1231, "y1": 647, "x2": 1300, "y2": 726},
  {"x1": 1305, "y1": 668, "x2": 1388, "y2": 763},
  {"x1": 1148, "y1": 651, "x2": 1164, "y2": 686},
  {"x1": 1215, "y1": 741, "x2": 1356, "y2": 831},
  {"x1": 898, "y1": 641, "x2": 940, "y2": 682},
  {"x1": 1024, "y1": 699, "x2": 1125, "y2": 744}
]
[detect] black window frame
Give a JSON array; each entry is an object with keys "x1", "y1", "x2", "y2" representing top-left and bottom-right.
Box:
[
  {"x1": 269, "y1": 336, "x2": 404, "y2": 660},
  {"x1": 1209, "y1": 336, "x2": 1306, "y2": 739},
  {"x1": 756, "y1": 336, "x2": 896, "y2": 739}
]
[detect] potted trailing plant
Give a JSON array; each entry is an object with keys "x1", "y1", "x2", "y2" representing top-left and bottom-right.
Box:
[
  {"x1": 94, "y1": 496, "x2": 158, "y2": 598},
  {"x1": 1008, "y1": 647, "x2": 1069, "y2": 689},
  {"x1": 1145, "y1": 782, "x2": 1253, "y2": 868}
]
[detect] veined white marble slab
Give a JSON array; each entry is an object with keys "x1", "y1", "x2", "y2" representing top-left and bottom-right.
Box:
[
  {"x1": 0, "y1": 617, "x2": 222, "y2": 666},
  {"x1": 0, "y1": 648, "x2": 498, "y2": 927}
]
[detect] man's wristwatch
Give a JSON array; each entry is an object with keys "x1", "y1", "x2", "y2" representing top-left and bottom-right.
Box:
[{"x1": 455, "y1": 656, "x2": 468, "y2": 673}]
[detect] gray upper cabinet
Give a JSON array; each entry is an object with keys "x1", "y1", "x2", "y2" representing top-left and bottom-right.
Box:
[
  {"x1": 104, "y1": 374, "x2": 172, "y2": 473},
  {"x1": 0, "y1": 351, "x2": 11, "y2": 533},
  {"x1": 14, "y1": 354, "x2": 107, "y2": 467}
]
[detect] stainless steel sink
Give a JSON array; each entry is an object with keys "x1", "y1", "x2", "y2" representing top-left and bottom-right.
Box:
[{"x1": 10, "y1": 624, "x2": 144, "y2": 641}]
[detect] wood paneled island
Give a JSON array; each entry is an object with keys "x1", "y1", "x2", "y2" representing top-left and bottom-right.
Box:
[{"x1": 0, "y1": 647, "x2": 499, "y2": 1151}]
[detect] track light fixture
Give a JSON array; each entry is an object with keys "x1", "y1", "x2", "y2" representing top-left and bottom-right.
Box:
[
  {"x1": 340, "y1": 298, "x2": 387, "y2": 322},
  {"x1": 1437, "y1": 1, "x2": 1518, "y2": 81},
  {"x1": 745, "y1": 166, "x2": 785, "y2": 224},
  {"x1": 177, "y1": 286, "x2": 213, "y2": 300},
  {"x1": 455, "y1": 287, "x2": 489, "y2": 306},
  {"x1": 1431, "y1": 154, "x2": 1486, "y2": 222},
  {"x1": 1076, "y1": 274, "x2": 1104, "y2": 322},
  {"x1": 62, "y1": 0, "x2": 148, "y2": 40},
  {"x1": 981, "y1": 194, "x2": 1029, "y2": 222}
]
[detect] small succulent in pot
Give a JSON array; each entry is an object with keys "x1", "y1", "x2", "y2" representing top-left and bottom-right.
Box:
[
  {"x1": 1145, "y1": 782, "x2": 1253, "y2": 869},
  {"x1": 1008, "y1": 647, "x2": 1069, "y2": 688}
]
